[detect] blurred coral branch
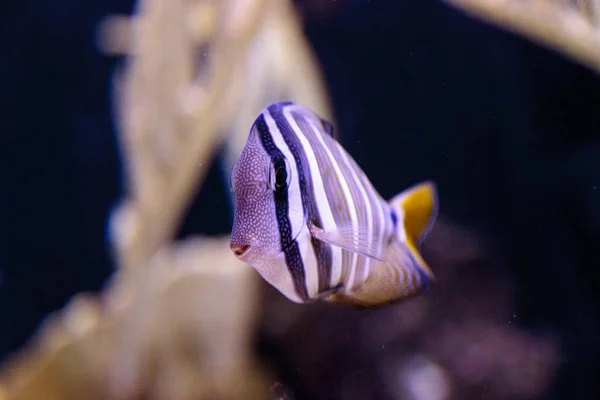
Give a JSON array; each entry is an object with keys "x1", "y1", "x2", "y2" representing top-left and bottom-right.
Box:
[
  {"x1": 444, "y1": 0, "x2": 600, "y2": 73},
  {"x1": 108, "y1": 0, "x2": 269, "y2": 271},
  {"x1": 0, "y1": 0, "x2": 332, "y2": 399}
]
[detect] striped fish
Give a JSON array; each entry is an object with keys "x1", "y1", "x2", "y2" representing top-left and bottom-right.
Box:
[{"x1": 229, "y1": 101, "x2": 438, "y2": 307}]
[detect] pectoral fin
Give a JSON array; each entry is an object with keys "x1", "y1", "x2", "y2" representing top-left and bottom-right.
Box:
[{"x1": 309, "y1": 223, "x2": 385, "y2": 261}]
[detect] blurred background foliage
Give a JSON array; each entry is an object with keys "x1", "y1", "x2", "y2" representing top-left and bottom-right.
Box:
[{"x1": 1, "y1": 0, "x2": 600, "y2": 399}]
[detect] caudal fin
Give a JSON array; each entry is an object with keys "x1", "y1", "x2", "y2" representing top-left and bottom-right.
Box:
[{"x1": 388, "y1": 180, "x2": 439, "y2": 279}]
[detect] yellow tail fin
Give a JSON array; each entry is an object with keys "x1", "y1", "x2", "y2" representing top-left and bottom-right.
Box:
[{"x1": 388, "y1": 180, "x2": 438, "y2": 278}]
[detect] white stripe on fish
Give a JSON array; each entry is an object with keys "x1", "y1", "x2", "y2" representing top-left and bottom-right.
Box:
[{"x1": 262, "y1": 110, "x2": 320, "y2": 298}]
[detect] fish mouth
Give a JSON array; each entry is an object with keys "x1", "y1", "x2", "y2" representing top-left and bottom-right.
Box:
[{"x1": 232, "y1": 244, "x2": 250, "y2": 257}]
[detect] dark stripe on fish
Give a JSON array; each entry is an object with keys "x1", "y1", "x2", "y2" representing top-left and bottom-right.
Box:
[
  {"x1": 268, "y1": 103, "x2": 333, "y2": 294},
  {"x1": 255, "y1": 113, "x2": 309, "y2": 301}
]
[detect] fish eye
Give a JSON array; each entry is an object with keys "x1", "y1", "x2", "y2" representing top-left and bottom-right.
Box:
[{"x1": 269, "y1": 157, "x2": 292, "y2": 192}]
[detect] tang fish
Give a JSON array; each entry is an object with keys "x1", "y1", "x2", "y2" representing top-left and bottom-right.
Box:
[{"x1": 229, "y1": 101, "x2": 438, "y2": 307}]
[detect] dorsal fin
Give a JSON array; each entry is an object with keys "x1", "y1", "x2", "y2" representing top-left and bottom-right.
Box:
[{"x1": 320, "y1": 118, "x2": 334, "y2": 137}]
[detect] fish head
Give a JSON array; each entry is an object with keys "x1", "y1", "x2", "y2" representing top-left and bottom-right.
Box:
[{"x1": 229, "y1": 125, "x2": 305, "y2": 302}]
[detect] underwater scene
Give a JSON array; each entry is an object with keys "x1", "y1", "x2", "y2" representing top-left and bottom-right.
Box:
[{"x1": 1, "y1": 1, "x2": 599, "y2": 399}]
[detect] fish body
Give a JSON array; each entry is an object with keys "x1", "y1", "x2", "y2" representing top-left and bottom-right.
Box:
[{"x1": 229, "y1": 101, "x2": 438, "y2": 307}]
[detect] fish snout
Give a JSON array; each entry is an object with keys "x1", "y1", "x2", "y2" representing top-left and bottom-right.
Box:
[{"x1": 230, "y1": 242, "x2": 250, "y2": 257}]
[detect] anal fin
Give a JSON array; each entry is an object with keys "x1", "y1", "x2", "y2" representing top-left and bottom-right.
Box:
[{"x1": 331, "y1": 241, "x2": 432, "y2": 308}]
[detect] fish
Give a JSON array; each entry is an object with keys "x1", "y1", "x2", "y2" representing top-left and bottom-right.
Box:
[{"x1": 229, "y1": 101, "x2": 438, "y2": 307}]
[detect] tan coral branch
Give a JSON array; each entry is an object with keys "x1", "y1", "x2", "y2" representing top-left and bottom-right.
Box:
[
  {"x1": 444, "y1": 0, "x2": 600, "y2": 73},
  {"x1": 0, "y1": 0, "x2": 333, "y2": 399}
]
